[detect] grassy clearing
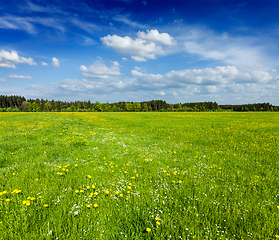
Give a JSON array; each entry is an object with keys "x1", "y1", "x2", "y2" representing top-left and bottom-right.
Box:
[{"x1": 0, "y1": 112, "x2": 278, "y2": 239}]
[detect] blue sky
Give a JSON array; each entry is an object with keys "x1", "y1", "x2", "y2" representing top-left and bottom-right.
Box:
[{"x1": 0, "y1": 0, "x2": 278, "y2": 104}]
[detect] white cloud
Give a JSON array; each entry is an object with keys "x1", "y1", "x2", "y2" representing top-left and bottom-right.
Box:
[
  {"x1": 0, "y1": 78, "x2": 7, "y2": 82},
  {"x1": 0, "y1": 50, "x2": 37, "y2": 68},
  {"x1": 113, "y1": 15, "x2": 146, "y2": 29},
  {"x1": 9, "y1": 74, "x2": 32, "y2": 79},
  {"x1": 0, "y1": 16, "x2": 36, "y2": 34},
  {"x1": 156, "y1": 91, "x2": 166, "y2": 96},
  {"x1": 271, "y1": 69, "x2": 277, "y2": 72},
  {"x1": 137, "y1": 30, "x2": 175, "y2": 46},
  {"x1": 122, "y1": 57, "x2": 128, "y2": 61},
  {"x1": 71, "y1": 19, "x2": 99, "y2": 34},
  {"x1": 101, "y1": 34, "x2": 164, "y2": 61},
  {"x1": 112, "y1": 61, "x2": 119, "y2": 67},
  {"x1": 83, "y1": 36, "x2": 97, "y2": 46},
  {"x1": 0, "y1": 16, "x2": 65, "y2": 34},
  {"x1": 80, "y1": 60, "x2": 121, "y2": 79},
  {"x1": 0, "y1": 63, "x2": 16, "y2": 68},
  {"x1": 131, "y1": 56, "x2": 147, "y2": 62},
  {"x1": 180, "y1": 27, "x2": 275, "y2": 70},
  {"x1": 131, "y1": 66, "x2": 273, "y2": 88},
  {"x1": 41, "y1": 61, "x2": 48, "y2": 66},
  {"x1": 52, "y1": 57, "x2": 60, "y2": 67}
]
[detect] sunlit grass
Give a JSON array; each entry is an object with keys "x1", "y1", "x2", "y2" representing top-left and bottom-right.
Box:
[{"x1": 0, "y1": 112, "x2": 278, "y2": 239}]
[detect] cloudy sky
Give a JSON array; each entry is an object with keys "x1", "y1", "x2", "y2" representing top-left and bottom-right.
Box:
[{"x1": 0, "y1": 0, "x2": 278, "y2": 104}]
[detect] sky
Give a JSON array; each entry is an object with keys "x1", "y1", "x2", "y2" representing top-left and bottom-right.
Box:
[{"x1": 0, "y1": 0, "x2": 278, "y2": 105}]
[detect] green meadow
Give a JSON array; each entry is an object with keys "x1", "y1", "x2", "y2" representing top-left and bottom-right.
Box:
[{"x1": 0, "y1": 112, "x2": 278, "y2": 239}]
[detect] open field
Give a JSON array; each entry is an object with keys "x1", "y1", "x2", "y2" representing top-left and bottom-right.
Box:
[{"x1": 0, "y1": 112, "x2": 278, "y2": 239}]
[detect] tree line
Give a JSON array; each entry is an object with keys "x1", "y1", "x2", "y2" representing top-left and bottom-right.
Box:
[{"x1": 0, "y1": 95, "x2": 278, "y2": 112}]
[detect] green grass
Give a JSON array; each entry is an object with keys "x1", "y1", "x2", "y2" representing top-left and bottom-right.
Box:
[{"x1": 0, "y1": 112, "x2": 278, "y2": 239}]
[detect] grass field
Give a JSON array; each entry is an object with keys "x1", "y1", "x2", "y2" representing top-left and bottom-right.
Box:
[{"x1": 0, "y1": 112, "x2": 278, "y2": 239}]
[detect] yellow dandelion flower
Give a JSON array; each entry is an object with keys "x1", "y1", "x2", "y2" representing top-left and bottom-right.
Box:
[
  {"x1": 6, "y1": 199, "x2": 11, "y2": 202},
  {"x1": 80, "y1": 190, "x2": 84, "y2": 193},
  {"x1": 115, "y1": 191, "x2": 119, "y2": 194},
  {"x1": 75, "y1": 190, "x2": 79, "y2": 193},
  {"x1": 87, "y1": 205, "x2": 91, "y2": 208},
  {"x1": 155, "y1": 217, "x2": 160, "y2": 221},
  {"x1": 105, "y1": 190, "x2": 109, "y2": 194},
  {"x1": 26, "y1": 201, "x2": 31, "y2": 206},
  {"x1": 146, "y1": 228, "x2": 151, "y2": 232},
  {"x1": 22, "y1": 200, "x2": 27, "y2": 205},
  {"x1": 127, "y1": 186, "x2": 131, "y2": 190},
  {"x1": 94, "y1": 204, "x2": 98, "y2": 208},
  {"x1": 156, "y1": 221, "x2": 161, "y2": 225},
  {"x1": 43, "y1": 204, "x2": 48, "y2": 208},
  {"x1": 92, "y1": 185, "x2": 96, "y2": 189},
  {"x1": 120, "y1": 194, "x2": 123, "y2": 197},
  {"x1": 86, "y1": 186, "x2": 90, "y2": 189},
  {"x1": 31, "y1": 197, "x2": 35, "y2": 200},
  {"x1": 27, "y1": 197, "x2": 31, "y2": 200}
]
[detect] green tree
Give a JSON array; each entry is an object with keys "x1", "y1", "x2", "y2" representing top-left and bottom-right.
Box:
[
  {"x1": 44, "y1": 102, "x2": 52, "y2": 112},
  {"x1": 133, "y1": 102, "x2": 141, "y2": 112},
  {"x1": 31, "y1": 102, "x2": 40, "y2": 112},
  {"x1": 70, "y1": 105, "x2": 76, "y2": 112},
  {"x1": 126, "y1": 103, "x2": 133, "y2": 112},
  {"x1": 94, "y1": 101, "x2": 102, "y2": 112},
  {"x1": 143, "y1": 103, "x2": 148, "y2": 112},
  {"x1": 21, "y1": 101, "x2": 30, "y2": 112}
]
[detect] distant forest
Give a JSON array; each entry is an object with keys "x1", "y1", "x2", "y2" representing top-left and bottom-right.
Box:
[{"x1": 0, "y1": 95, "x2": 278, "y2": 112}]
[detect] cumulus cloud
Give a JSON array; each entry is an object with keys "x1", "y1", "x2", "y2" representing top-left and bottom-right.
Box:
[
  {"x1": 271, "y1": 69, "x2": 277, "y2": 72},
  {"x1": 101, "y1": 34, "x2": 163, "y2": 61},
  {"x1": 52, "y1": 57, "x2": 60, "y2": 67},
  {"x1": 0, "y1": 78, "x2": 7, "y2": 82},
  {"x1": 101, "y1": 29, "x2": 175, "y2": 61},
  {"x1": 59, "y1": 78, "x2": 132, "y2": 94},
  {"x1": 9, "y1": 74, "x2": 32, "y2": 79},
  {"x1": 41, "y1": 61, "x2": 48, "y2": 66},
  {"x1": 156, "y1": 91, "x2": 166, "y2": 96},
  {"x1": 137, "y1": 30, "x2": 175, "y2": 46},
  {"x1": 80, "y1": 60, "x2": 121, "y2": 79},
  {"x1": 131, "y1": 56, "x2": 147, "y2": 62},
  {"x1": 0, "y1": 50, "x2": 37, "y2": 68},
  {"x1": 131, "y1": 66, "x2": 273, "y2": 89}
]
